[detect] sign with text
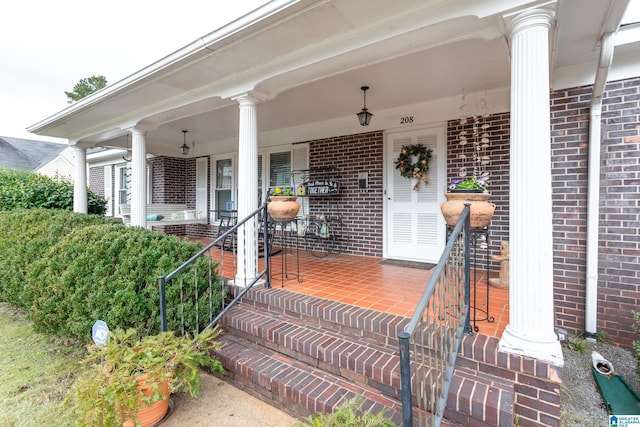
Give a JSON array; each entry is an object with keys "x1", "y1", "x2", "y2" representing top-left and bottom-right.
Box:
[
  {"x1": 92, "y1": 320, "x2": 109, "y2": 346},
  {"x1": 305, "y1": 180, "x2": 340, "y2": 196}
]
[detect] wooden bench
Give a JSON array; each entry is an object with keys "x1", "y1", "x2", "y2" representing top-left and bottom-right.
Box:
[{"x1": 119, "y1": 204, "x2": 207, "y2": 227}]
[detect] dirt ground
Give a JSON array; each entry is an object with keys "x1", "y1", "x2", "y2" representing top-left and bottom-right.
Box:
[{"x1": 161, "y1": 372, "x2": 298, "y2": 427}]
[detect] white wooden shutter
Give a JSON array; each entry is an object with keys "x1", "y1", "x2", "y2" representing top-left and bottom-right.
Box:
[
  {"x1": 292, "y1": 143, "x2": 309, "y2": 216},
  {"x1": 195, "y1": 158, "x2": 208, "y2": 220},
  {"x1": 104, "y1": 165, "x2": 113, "y2": 217}
]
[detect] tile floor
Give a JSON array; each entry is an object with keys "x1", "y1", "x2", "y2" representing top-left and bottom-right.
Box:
[{"x1": 193, "y1": 237, "x2": 509, "y2": 338}]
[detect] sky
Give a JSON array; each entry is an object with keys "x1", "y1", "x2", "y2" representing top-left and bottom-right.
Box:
[{"x1": 0, "y1": 0, "x2": 267, "y2": 144}]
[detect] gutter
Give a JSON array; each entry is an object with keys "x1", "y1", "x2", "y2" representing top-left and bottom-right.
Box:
[{"x1": 585, "y1": 32, "x2": 614, "y2": 338}]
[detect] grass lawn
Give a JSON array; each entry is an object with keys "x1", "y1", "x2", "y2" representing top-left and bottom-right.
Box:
[{"x1": 0, "y1": 303, "x2": 84, "y2": 426}]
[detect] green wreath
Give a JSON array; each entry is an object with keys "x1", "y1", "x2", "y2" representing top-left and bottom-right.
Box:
[{"x1": 395, "y1": 143, "x2": 433, "y2": 190}]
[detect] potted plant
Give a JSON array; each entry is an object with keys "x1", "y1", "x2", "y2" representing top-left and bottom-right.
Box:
[
  {"x1": 68, "y1": 326, "x2": 225, "y2": 427},
  {"x1": 267, "y1": 186, "x2": 300, "y2": 221},
  {"x1": 440, "y1": 96, "x2": 496, "y2": 230},
  {"x1": 448, "y1": 177, "x2": 488, "y2": 193}
]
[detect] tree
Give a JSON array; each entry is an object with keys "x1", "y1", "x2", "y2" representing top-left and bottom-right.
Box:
[{"x1": 64, "y1": 75, "x2": 108, "y2": 103}]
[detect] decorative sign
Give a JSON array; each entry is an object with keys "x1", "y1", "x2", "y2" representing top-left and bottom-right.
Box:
[
  {"x1": 304, "y1": 180, "x2": 340, "y2": 196},
  {"x1": 92, "y1": 320, "x2": 109, "y2": 346}
]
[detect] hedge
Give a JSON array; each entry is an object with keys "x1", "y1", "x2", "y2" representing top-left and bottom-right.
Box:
[
  {"x1": 0, "y1": 167, "x2": 106, "y2": 215},
  {"x1": 0, "y1": 209, "x2": 223, "y2": 341}
]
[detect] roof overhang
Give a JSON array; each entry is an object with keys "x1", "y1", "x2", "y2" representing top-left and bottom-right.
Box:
[{"x1": 28, "y1": 0, "x2": 636, "y2": 155}]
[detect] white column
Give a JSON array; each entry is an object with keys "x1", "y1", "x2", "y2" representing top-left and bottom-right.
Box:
[
  {"x1": 130, "y1": 129, "x2": 147, "y2": 228},
  {"x1": 234, "y1": 95, "x2": 259, "y2": 286},
  {"x1": 499, "y1": 6, "x2": 563, "y2": 364},
  {"x1": 72, "y1": 145, "x2": 87, "y2": 213}
]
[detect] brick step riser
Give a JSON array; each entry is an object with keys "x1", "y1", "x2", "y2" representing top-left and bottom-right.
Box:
[
  {"x1": 223, "y1": 286, "x2": 514, "y2": 425},
  {"x1": 214, "y1": 333, "x2": 408, "y2": 424},
  {"x1": 219, "y1": 307, "x2": 404, "y2": 401},
  {"x1": 229, "y1": 286, "x2": 408, "y2": 345},
  {"x1": 232, "y1": 286, "x2": 510, "y2": 381}
]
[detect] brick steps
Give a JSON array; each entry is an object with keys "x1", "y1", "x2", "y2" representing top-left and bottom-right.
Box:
[
  {"x1": 215, "y1": 333, "x2": 405, "y2": 423},
  {"x1": 216, "y1": 285, "x2": 514, "y2": 425}
]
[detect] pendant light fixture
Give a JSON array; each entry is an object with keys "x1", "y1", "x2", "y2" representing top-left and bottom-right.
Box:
[
  {"x1": 180, "y1": 130, "x2": 190, "y2": 156},
  {"x1": 356, "y1": 85, "x2": 373, "y2": 126}
]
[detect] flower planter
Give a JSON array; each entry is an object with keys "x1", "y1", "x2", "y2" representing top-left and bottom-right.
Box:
[
  {"x1": 267, "y1": 195, "x2": 300, "y2": 221},
  {"x1": 440, "y1": 192, "x2": 496, "y2": 231},
  {"x1": 122, "y1": 376, "x2": 170, "y2": 427}
]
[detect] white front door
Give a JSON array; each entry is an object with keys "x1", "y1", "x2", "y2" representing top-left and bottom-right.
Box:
[{"x1": 384, "y1": 126, "x2": 446, "y2": 263}]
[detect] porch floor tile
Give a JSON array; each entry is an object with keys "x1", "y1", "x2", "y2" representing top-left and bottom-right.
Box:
[{"x1": 191, "y1": 237, "x2": 509, "y2": 338}]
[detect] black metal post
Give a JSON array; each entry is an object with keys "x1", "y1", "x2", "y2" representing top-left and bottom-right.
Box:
[
  {"x1": 158, "y1": 276, "x2": 167, "y2": 332},
  {"x1": 398, "y1": 331, "x2": 413, "y2": 426},
  {"x1": 264, "y1": 203, "x2": 271, "y2": 288},
  {"x1": 463, "y1": 204, "x2": 473, "y2": 335}
]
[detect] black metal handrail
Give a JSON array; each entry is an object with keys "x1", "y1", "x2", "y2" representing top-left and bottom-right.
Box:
[
  {"x1": 398, "y1": 204, "x2": 472, "y2": 427},
  {"x1": 158, "y1": 203, "x2": 271, "y2": 333}
]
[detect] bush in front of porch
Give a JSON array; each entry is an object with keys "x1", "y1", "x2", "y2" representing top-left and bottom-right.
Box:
[{"x1": 0, "y1": 209, "x2": 224, "y2": 340}]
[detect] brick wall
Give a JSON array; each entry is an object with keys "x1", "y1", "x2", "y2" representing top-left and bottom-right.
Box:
[
  {"x1": 447, "y1": 113, "x2": 511, "y2": 269},
  {"x1": 150, "y1": 156, "x2": 187, "y2": 204},
  {"x1": 89, "y1": 166, "x2": 105, "y2": 197},
  {"x1": 597, "y1": 77, "x2": 640, "y2": 346},
  {"x1": 305, "y1": 131, "x2": 384, "y2": 257},
  {"x1": 150, "y1": 156, "x2": 214, "y2": 237},
  {"x1": 551, "y1": 77, "x2": 640, "y2": 346}
]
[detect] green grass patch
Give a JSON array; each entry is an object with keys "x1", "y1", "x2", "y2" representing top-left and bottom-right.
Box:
[{"x1": 0, "y1": 303, "x2": 83, "y2": 426}]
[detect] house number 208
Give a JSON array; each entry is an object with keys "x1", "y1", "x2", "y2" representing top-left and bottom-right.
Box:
[{"x1": 400, "y1": 116, "x2": 414, "y2": 124}]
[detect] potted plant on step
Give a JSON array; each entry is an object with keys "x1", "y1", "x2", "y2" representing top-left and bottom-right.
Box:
[{"x1": 68, "y1": 326, "x2": 225, "y2": 427}]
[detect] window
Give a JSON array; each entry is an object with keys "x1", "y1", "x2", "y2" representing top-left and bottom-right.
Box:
[
  {"x1": 210, "y1": 147, "x2": 306, "y2": 220},
  {"x1": 117, "y1": 165, "x2": 130, "y2": 206},
  {"x1": 214, "y1": 158, "x2": 233, "y2": 219},
  {"x1": 269, "y1": 151, "x2": 291, "y2": 189}
]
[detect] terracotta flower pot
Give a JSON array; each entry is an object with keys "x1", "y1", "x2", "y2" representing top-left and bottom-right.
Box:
[
  {"x1": 122, "y1": 376, "x2": 170, "y2": 427},
  {"x1": 267, "y1": 196, "x2": 300, "y2": 221},
  {"x1": 440, "y1": 192, "x2": 496, "y2": 231}
]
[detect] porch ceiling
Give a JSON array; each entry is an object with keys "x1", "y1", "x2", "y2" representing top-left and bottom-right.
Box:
[{"x1": 28, "y1": 0, "x2": 633, "y2": 155}]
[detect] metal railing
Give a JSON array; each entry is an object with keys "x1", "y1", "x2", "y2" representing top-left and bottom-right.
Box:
[
  {"x1": 398, "y1": 204, "x2": 472, "y2": 427},
  {"x1": 158, "y1": 203, "x2": 271, "y2": 334}
]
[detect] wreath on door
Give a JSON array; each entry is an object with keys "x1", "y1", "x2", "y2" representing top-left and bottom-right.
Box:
[{"x1": 394, "y1": 143, "x2": 433, "y2": 190}]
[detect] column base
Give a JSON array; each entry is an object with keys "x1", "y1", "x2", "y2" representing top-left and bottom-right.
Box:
[
  {"x1": 499, "y1": 324, "x2": 564, "y2": 366},
  {"x1": 230, "y1": 275, "x2": 262, "y2": 288}
]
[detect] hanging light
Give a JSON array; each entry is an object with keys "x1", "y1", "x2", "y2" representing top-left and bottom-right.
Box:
[
  {"x1": 356, "y1": 85, "x2": 373, "y2": 126},
  {"x1": 180, "y1": 130, "x2": 190, "y2": 155}
]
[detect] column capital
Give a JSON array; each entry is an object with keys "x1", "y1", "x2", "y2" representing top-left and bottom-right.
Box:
[
  {"x1": 233, "y1": 90, "x2": 268, "y2": 105},
  {"x1": 124, "y1": 122, "x2": 156, "y2": 135},
  {"x1": 504, "y1": 2, "x2": 556, "y2": 38}
]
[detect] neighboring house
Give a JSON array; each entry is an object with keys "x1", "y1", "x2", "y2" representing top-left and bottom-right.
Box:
[
  {"x1": 0, "y1": 136, "x2": 73, "y2": 178},
  {"x1": 26, "y1": 0, "x2": 640, "y2": 422}
]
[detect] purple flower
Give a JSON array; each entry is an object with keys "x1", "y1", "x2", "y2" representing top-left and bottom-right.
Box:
[
  {"x1": 449, "y1": 184, "x2": 457, "y2": 190},
  {"x1": 451, "y1": 179, "x2": 463, "y2": 184}
]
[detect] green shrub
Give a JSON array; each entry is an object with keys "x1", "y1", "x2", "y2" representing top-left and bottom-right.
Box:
[
  {"x1": 0, "y1": 209, "x2": 223, "y2": 342},
  {"x1": 25, "y1": 223, "x2": 222, "y2": 340},
  {"x1": 0, "y1": 167, "x2": 106, "y2": 215},
  {"x1": 0, "y1": 209, "x2": 111, "y2": 307},
  {"x1": 295, "y1": 395, "x2": 396, "y2": 427}
]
